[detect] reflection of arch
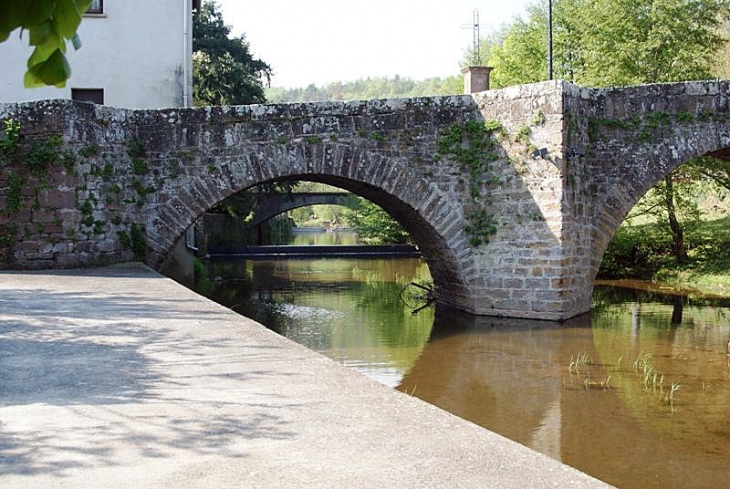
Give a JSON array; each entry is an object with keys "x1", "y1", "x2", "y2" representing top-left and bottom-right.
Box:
[{"x1": 249, "y1": 192, "x2": 351, "y2": 226}]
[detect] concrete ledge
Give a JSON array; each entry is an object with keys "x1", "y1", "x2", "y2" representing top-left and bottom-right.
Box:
[{"x1": 0, "y1": 266, "x2": 611, "y2": 488}]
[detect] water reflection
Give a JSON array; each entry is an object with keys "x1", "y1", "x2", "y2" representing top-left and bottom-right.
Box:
[
  {"x1": 203, "y1": 257, "x2": 433, "y2": 387},
  {"x1": 198, "y1": 257, "x2": 730, "y2": 489},
  {"x1": 400, "y1": 299, "x2": 730, "y2": 489}
]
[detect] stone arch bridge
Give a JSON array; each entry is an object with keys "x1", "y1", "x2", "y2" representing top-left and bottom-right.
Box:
[
  {"x1": 1, "y1": 80, "x2": 728, "y2": 320},
  {"x1": 249, "y1": 192, "x2": 351, "y2": 227}
]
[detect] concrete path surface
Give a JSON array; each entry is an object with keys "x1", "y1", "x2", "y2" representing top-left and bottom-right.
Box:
[{"x1": 0, "y1": 265, "x2": 611, "y2": 488}]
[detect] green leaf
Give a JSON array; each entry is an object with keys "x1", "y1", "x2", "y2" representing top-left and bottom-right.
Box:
[
  {"x1": 28, "y1": 19, "x2": 53, "y2": 45},
  {"x1": 75, "y1": 0, "x2": 95, "y2": 14},
  {"x1": 0, "y1": 2, "x2": 31, "y2": 39},
  {"x1": 71, "y1": 33, "x2": 82, "y2": 50},
  {"x1": 21, "y1": 0, "x2": 56, "y2": 27},
  {"x1": 24, "y1": 48, "x2": 71, "y2": 87},
  {"x1": 54, "y1": 0, "x2": 83, "y2": 38}
]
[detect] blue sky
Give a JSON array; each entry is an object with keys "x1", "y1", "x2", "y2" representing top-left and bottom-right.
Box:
[{"x1": 217, "y1": 0, "x2": 533, "y2": 88}]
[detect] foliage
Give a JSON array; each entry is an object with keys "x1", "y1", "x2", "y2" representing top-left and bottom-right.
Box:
[
  {"x1": 193, "y1": 1, "x2": 272, "y2": 106},
  {"x1": 117, "y1": 224, "x2": 146, "y2": 261},
  {"x1": 341, "y1": 195, "x2": 410, "y2": 245},
  {"x1": 580, "y1": 0, "x2": 729, "y2": 85},
  {"x1": 0, "y1": 119, "x2": 22, "y2": 158},
  {"x1": 715, "y1": 21, "x2": 730, "y2": 78},
  {"x1": 599, "y1": 223, "x2": 676, "y2": 279},
  {"x1": 482, "y1": 0, "x2": 730, "y2": 267},
  {"x1": 600, "y1": 216, "x2": 730, "y2": 295},
  {"x1": 437, "y1": 120, "x2": 502, "y2": 246},
  {"x1": 0, "y1": 0, "x2": 93, "y2": 87},
  {"x1": 687, "y1": 156, "x2": 730, "y2": 192},
  {"x1": 475, "y1": 0, "x2": 730, "y2": 88},
  {"x1": 27, "y1": 135, "x2": 62, "y2": 178},
  {"x1": 266, "y1": 75, "x2": 462, "y2": 103}
]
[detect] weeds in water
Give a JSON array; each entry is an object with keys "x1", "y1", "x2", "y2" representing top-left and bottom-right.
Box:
[
  {"x1": 633, "y1": 352, "x2": 681, "y2": 412},
  {"x1": 584, "y1": 376, "x2": 612, "y2": 391},
  {"x1": 612, "y1": 356, "x2": 623, "y2": 372},
  {"x1": 568, "y1": 351, "x2": 592, "y2": 374},
  {"x1": 661, "y1": 383, "x2": 681, "y2": 412}
]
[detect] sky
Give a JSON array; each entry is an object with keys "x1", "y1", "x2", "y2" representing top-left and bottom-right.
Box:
[{"x1": 216, "y1": 0, "x2": 533, "y2": 89}]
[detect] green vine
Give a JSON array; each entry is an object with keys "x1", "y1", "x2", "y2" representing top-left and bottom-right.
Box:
[
  {"x1": 117, "y1": 223, "x2": 146, "y2": 261},
  {"x1": 437, "y1": 119, "x2": 502, "y2": 246},
  {"x1": 588, "y1": 109, "x2": 706, "y2": 142},
  {"x1": 6, "y1": 174, "x2": 24, "y2": 214},
  {"x1": 0, "y1": 119, "x2": 21, "y2": 158},
  {"x1": 127, "y1": 139, "x2": 148, "y2": 174}
]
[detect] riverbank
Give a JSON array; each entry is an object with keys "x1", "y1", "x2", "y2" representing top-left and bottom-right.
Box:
[
  {"x1": 600, "y1": 216, "x2": 730, "y2": 298},
  {"x1": 0, "y1": 265, "x2": 609, "y2": 488}
]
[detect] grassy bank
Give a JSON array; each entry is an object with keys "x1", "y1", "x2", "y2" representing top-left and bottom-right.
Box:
[{"x1": 599, "y1": 216, "x2": 730, "y2": 297}]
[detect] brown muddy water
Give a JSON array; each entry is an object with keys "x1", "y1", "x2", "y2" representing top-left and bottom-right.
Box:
[{"x1": 197, "y1": 253, "x2": 730, "y2": 489}]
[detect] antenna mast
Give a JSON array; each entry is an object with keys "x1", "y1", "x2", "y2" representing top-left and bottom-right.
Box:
[{"x1": 461, "y1": 9, "x2": 482, "y2": 65}]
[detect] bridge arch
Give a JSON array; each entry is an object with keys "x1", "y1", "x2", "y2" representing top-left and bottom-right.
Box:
[
  {"x1": 247, "y1": 192, "x2": 352, "y2": 227},
  {"x1": 148, "y1": 144, "x2": 474, "y2": 312},
  {"x1": 583, "y1": 81, "x2": 730, "y2": 280}
]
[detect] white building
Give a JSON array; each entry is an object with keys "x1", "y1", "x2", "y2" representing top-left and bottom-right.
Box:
[{"x1": 0, "y1": 0, "x2": 198, "y2": 108}]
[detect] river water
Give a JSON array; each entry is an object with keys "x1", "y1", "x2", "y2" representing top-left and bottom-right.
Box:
[{"x1": 197, "y1": 233, "x2": 730, "y2": 489}]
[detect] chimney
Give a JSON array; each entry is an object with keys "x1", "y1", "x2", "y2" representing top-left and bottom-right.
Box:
[{"x1": 461, "y1": 66, "x2": 493, "y2": 94}]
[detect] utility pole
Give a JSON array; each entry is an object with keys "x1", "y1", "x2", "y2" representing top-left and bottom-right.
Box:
[{"x1": 548, "y1": 0, "x2": 554, "y2": 80}]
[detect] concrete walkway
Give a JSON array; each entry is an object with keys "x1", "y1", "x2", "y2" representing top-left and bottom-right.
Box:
[{"x1": 0, "y1": 265, "x2": 611, "y2": 488}]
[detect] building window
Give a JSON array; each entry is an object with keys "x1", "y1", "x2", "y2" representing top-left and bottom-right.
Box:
[
  {"x1": 87, "y1": 0, "x2": 103, "y2": 14},
  {"x1": 72, "y1": 89, "x2": 104, "y2": 105}
]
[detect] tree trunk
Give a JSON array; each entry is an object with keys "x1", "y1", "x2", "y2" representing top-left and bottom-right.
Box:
[{"x1": 664, "y1": 175, "x2": 688, "y2": 264}]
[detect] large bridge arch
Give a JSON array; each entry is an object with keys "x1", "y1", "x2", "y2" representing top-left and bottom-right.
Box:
[{"x1": 149, "y1": 150, "x2": 475, "y2": 311}]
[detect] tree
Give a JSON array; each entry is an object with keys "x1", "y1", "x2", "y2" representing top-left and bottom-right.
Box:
[
  {"x1": 342, "y1": 196, "x2": 410, "y2": 245},
  {"x1": 580, "y1": 0, "x2": 730, "y2": 86},
  {"x1": 266, "y1": 75, "x2": 461, "y2": 104},
  {"x1": 713, "y1": 20, "x2": 730, "y2": 78},
  {"x1": 193, "y1": 1, "x2": 272, "y2": 106},
  {"x1": 479, "y1": 0, "x2": 730, "y2": 88},
  {"x1": 0, "y1": 0, "x2": 93, "y2": 87}
]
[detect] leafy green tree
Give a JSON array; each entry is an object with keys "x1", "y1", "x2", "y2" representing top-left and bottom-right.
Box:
[
  {"x1": 0, "y1": 0, "x2": 93, "y2": 87},
  {"x1": 342, "y1": 196, "x2": 410, "y2": 245},
  {"x1": 581, "y1": 0, "x2": 730, "y2": 86},
  {"x1": 688, "y1": 157, "x2": 730, "y2": 192},
  {"x1": 193, "y1": 1, "x2": 272, "y2": 106},
  {"x1": 471, "y1": 0, "x2": 586, "y2": 88},
  {"x1": 479, "y1": 0, "x2": 730, "y2": 88},
  {"x1": 713, "y1": 20, "x2": 730, "y2": 79}
]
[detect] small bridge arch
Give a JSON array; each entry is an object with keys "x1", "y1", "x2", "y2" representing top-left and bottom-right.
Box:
[{"x1": 248, "y1": 192, "x2": 352, "y2": 227}]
